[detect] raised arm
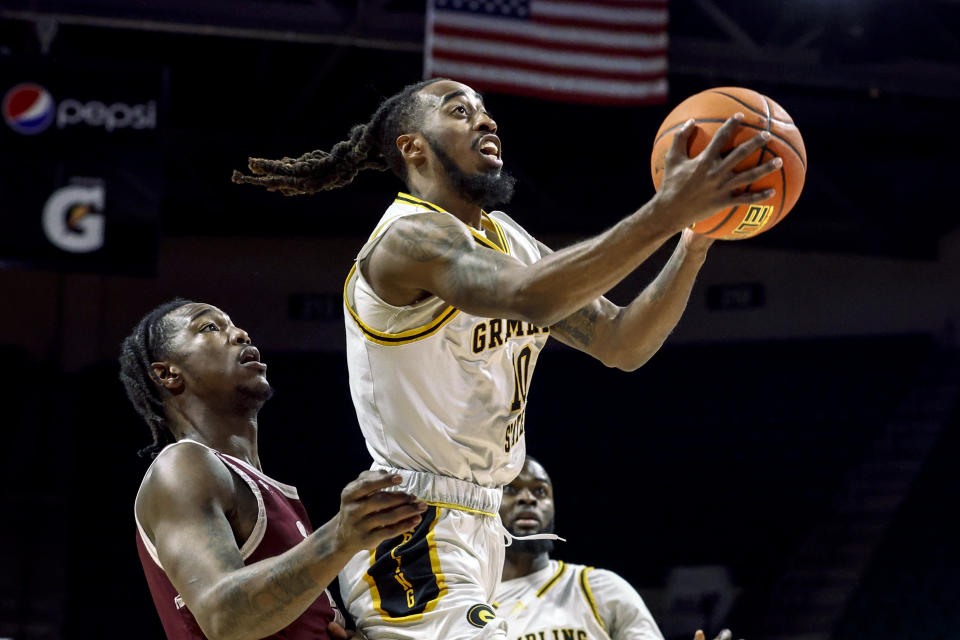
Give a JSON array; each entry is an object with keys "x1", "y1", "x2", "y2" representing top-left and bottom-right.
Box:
[
  {"x1": 363, "y1": 115, "x2": 778, "y2": 328},
  {"x1": 136, "y1": 445, "x2": 425, "y2": 640},
  {"x1": 548, "y1": 229, "x2": 714, "y2": 371}
]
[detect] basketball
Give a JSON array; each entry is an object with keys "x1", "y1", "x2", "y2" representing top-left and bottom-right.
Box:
[{"x1": 650, "y1": 87, "x2": 807, "y2": 240}]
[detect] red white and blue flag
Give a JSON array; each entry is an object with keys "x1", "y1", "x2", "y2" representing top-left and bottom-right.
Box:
[{"x1": 424, "y1": 0, "x2": 668, "y2": 105}]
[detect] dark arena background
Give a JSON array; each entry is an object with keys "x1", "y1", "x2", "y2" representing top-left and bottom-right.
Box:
[{"x1": 2, "y1": 1, "x2": 960, "y2": 639}]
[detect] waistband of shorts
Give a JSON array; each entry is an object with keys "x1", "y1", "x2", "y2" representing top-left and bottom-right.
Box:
[{"x1": 371, "y1": 464, "x2": 502, "y2": 516}]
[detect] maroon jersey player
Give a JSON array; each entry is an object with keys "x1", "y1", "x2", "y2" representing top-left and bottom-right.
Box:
[{"x1": 120, "y1": 299, "x2": 428, "y2": 640}]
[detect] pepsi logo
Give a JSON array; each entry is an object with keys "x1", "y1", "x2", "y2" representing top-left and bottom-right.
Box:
[{"x1": 3, "y1": 83, "x2": 55, "y2": 135}]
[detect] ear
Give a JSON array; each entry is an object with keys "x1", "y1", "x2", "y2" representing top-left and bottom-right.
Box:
[
  {"x1": 397, "y1": 133, "x2": 426, "y2": 167},
  {"x1": 151, "y1": 362, "x2": 184, "y2": 394}
]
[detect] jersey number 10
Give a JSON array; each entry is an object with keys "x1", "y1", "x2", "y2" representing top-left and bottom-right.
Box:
[{"x1": 510, "y1": 346, "x2": 533, "y2": 412}]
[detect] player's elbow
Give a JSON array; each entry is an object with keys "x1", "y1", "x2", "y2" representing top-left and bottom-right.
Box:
[
  {"x1": 601, "y1": 347, "x2": 657, "y2": 372},
  {"x1": 196, "y1": 598, "x2": 257, "y2": 640},
  {"x1": 201, "y1": 616, "x2": 252, "y2": 640}
]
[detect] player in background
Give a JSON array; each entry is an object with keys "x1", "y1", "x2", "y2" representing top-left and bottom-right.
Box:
[
  {"x1": 120, "y1": 299, "x2": 427, "y2": 640},
  {"x1": 497, "y1": 457, "x2": 734, "y2": 640},
  {"x1": 233, "y1": 78, "x2": 779, "y2": 640}
]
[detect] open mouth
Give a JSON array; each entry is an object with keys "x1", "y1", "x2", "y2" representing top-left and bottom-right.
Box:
[
  {"x1": 239, "y1": 346, "x2": 267, "y2": 370},
  {"x1": 477, "y1": 134, "x2": 502, "y2": 167}
]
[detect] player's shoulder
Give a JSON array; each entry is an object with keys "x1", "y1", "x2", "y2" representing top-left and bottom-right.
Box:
[
  {"x1": 486, "y1": 208, "x2": 520, "y2": 227},
  {"x1": 487, "y1": 209, "x2": 542, "y2": 252},
  {"x1": 583, "y1": 566, "x2": 628, "y2": 585},
  {"x1": 577, "y1": 565, "x2": 643, "y2": 603},
  {"x1": 136, "y1": 441, "x2": 235, "y2": 521},
  {"x1": 377, "y1": 210, "x2": 476, "y2": 256},
  {"x1": 554, "y1": 562, "x2": 630, "y2": 592}
]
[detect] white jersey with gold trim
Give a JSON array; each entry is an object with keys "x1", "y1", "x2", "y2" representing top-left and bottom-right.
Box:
[
  {"x1": 493, "y1": 560, "x2": 664, "y2": 640},
  {"x1": 344, "y1": 192, "x2": 550, "y2": 488}
]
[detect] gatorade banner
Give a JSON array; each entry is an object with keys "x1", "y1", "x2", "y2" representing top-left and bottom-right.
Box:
[{"x1": 0, "y1": 59, "x2": 166, "y2": 275}]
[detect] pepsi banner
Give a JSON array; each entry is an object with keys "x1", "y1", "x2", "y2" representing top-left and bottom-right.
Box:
[{"x1": 0, "y1": 59, "x2": 166, "y2": 275}]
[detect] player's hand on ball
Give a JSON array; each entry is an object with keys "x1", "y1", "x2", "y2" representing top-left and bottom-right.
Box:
[
  {"x1": 334, "y1": 470, "x2": 427, "y2": 553},
  {"x1": 656, "y1": 114, "x2": 781, "y2": 230}
]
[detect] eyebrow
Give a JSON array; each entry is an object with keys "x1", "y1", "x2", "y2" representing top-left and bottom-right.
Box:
[
  {"x1": 190, "y1": 308, "x2": 215, "y2": 322},
  {"x1": 440, "y1": 90, "x2": 485, "y2": 107}
]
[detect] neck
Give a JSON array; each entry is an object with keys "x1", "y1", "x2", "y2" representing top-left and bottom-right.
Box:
[
  {"x1": 408, "y1": 182, "x2": 483, "y2": 229},
  {"x1": 167, "y1": 396, "x2": 262, "y2": 469},
  {"x1": 502, "y1": 551, "x2": 550, "y2": 582}
]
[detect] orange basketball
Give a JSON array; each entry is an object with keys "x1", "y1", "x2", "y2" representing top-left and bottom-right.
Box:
[{"x1": 651, "y1": 87, "x2": 807, "y2": 240}]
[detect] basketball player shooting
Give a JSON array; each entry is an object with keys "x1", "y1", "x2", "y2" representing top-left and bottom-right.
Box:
[{"x1": 233, "y1": 78, "x2": 780, "y2": 640}]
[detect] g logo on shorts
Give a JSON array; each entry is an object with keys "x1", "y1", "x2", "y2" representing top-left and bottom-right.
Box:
[{"x1": 466, "y1": 603, "x2": 496, "y2": 628}]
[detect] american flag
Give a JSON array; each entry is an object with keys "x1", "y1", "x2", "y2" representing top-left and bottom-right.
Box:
[{"x1": 424, "y1": 0, "x2": 668, "y2": 105}]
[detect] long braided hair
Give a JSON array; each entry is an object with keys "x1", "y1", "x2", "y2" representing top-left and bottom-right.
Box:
[
  {"x1": 118, "y1": 298, "x2": 193, "y2": 458},
  {"x1": 231, "y1": 78, "x2": 445, "y2": 196}
]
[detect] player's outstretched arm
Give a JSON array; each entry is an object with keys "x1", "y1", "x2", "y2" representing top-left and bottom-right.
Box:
[
  {"x1": 364, "y1": 115, "x2": 779, "y2": 328},
  {"x1": 548, "y1": 228, "x2": 713, "y2": 371},
  {"x1": 136, "y1": 447, "x2": 425, "y2": 640}
]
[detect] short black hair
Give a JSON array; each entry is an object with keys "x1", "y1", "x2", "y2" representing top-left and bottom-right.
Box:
[
  {"x1": 523, "y1": 454, "x2": 552, "y2": 486},
  {"x1": 118, "y1": 298, "x2": 193, "y2": 458}
]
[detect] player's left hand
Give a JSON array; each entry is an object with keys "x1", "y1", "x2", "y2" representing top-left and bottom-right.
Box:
[{"x1": 680, "y1": 227, "x2": 716, "y2": 253}]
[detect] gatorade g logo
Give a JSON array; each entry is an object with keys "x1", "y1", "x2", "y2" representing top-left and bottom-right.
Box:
[
  {"x1": 466, "y1": 604, "x2": 496, "y2": 628},
  {"x1": 42, "y1": 181, "x2": 106, "y2": 253}
]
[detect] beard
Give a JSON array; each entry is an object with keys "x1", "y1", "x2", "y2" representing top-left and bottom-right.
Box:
[
  {"x1": 425, "y1": 135, "x2": 516, "y2": 210},
  {"x1": 505, "y1": 516, "x2": 556, "y2": 556},
  {"x1": 234, "y1": 381, "x2": 274, "y2": 409}
]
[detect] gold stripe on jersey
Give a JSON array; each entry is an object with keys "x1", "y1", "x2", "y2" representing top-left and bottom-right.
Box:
[
  {"x1": 536, "y1": 560, "x2": 568, "y2": 598},
  {"x1": 426, "y1": 500, "x2": 496, "y2": 518},
  {"x1": 344, "y1": 264, "x2": 460, "y2": 346},
  {"x1": 395, "y1": 192, "x2": 447, "y2": 212},
  {"x1": 470, "y1": 229, "x2": 505, "y2": 253},
  {"x1": 364, "y1": 506, "x2": 449, "y2": 622},
  {"x1": 578, "y1": 566, "x2": 607, "y2": 632},
  {"x1": 485, "y1": 215, "x2": 510, "y2": 253},
  {"x1": 395, "y1": 192, "x2": 510, "y2": 255}
]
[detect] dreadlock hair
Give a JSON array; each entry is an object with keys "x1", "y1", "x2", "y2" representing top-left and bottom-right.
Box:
[
  {"x1": 231, "y1": 78, "x2": 446, "y2": 196},
  {"x1": 118, "y1": 298, "x2": 194, "y2": 458}
]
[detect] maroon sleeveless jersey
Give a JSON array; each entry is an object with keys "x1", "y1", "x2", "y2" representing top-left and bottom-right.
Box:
[{"x1": 135, "y1": 440, "x2": 342, "y2": 639}]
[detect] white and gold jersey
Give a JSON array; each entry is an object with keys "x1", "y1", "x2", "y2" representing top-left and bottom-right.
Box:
[
  {"x1": 494, "y1": 561, "x2": 664, "y2": 640},
  {"x1": 344, "y1": 193, "x2": 550, "y2": 488}
]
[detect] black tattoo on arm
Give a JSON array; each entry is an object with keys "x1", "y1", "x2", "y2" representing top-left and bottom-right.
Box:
[
  {"x1": 551, "y1": 298, "x2": 619, "y2": 352},
  {"x1": 644, "y1": 252, "x2": 683, "y2": 303},
  {"x1": 202, "y1": 524, "x2": 341, "y2": 637},
  {"x1": 391, "y1": 214, "x2": 471, "y2": 263},
  {"x1": 387, "y1": 213, "x2": 524, "y2": 308},
  {"x1": 552, "y1": 304, "x2": 601, "y2": 350}
]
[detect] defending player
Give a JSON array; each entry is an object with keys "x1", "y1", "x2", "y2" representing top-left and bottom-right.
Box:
[
  {"x1": 497, "y1": 457, "x2": 732, "y2": 640},
  {"x1": 233, "y1": 78, "x2": 780, "y2": 639},
  {"x1": 120, "y1": 299, "x2": 427, "y2": 640}
]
